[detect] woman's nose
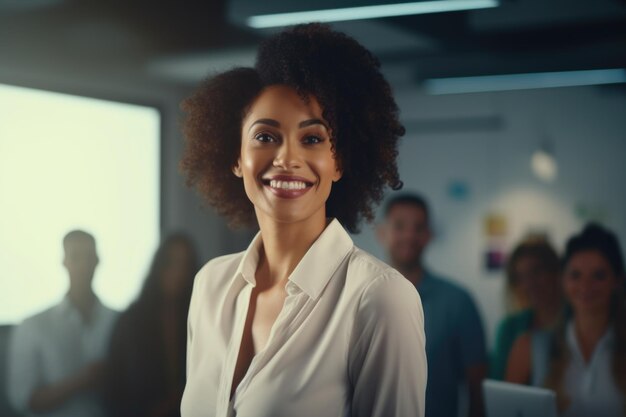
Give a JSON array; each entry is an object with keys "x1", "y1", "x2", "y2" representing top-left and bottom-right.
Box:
[{"x1": 273, "y1": 139, "x2": 302, "y2": 169}]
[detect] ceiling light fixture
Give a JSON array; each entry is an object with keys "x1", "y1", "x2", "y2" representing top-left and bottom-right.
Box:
[
  {"x1": 246, "y1": 0, "x2": 498, "y2": 28},
  {"x1": 531, "y1": 143, "x2": 558, "y2": 183},
  {"x1": 424, "y1": 68, "x2": 626, "y2": 95}
]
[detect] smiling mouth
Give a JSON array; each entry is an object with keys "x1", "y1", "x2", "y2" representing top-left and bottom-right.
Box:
[
  {"x1": 261, "y1": 177, "x2": 315, "y2": 198},
  {"x1": 265, "y1": 179, "x2": 311, "y2": 190}
]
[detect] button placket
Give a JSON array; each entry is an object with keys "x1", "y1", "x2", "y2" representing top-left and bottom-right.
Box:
[
  {"x1": 233, "y1": 291, "x2": 298, "y2": 402},
  {"x1": 219, "y1": 283, "x2": 254, "y2": 417}
]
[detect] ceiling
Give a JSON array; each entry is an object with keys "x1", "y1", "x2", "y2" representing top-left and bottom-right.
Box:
[{"x1": 1, "y1": 0, "x2": 625, "y2": 95}]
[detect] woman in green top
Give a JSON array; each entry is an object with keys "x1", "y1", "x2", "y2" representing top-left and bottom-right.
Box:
[{"x1": 490, "y1": 238, "x2": 563, "y2": 379}]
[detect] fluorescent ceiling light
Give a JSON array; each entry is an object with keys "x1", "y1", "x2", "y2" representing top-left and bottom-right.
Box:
[
  {"x1": 424, "y1": 68, "x2": 626, "y2": 94},
  {"x1": 246, "y1": 0, "x2": 498, "y2": 28}
]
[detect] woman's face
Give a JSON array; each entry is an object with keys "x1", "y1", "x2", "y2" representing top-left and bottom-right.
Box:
[
  {"x1": 514, "y1": 256, "x2": 560, "y2": 311},
  {"x1": 563, "y1": 250, "x2": 619, "y2": 316},
  {"x1": 235, "y1": 85, "x2": 342, "y2": 225}
]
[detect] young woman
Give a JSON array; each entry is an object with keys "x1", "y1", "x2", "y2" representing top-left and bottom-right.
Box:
[
  {"x1": 506, "y1": 224, "x2": 626, "y2": 416},
  {"x1": 178, "y1": 23, "x2": 426, "y2": 417},
  {"x1": 104, "y1": 234, "x2": 199, "y2": 417},
  {"x1": 490, "y1": 238, "x2": 562, "y2": 380}
]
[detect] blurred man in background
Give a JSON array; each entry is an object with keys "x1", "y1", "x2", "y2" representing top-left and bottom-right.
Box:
[
  {"x1": 7, "y1": 230, "x2": 118, "y2": 417},
  {"x1": 378, "y1": 194, "x2": 487, "y2": 417}
]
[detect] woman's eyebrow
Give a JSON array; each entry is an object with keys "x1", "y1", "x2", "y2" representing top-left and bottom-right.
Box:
[
  {"x1": 298, "y1": 119, "x2": 328, "y2": 129},
  {"x1": 248, "y1": 118, "x2": 279, "y2": 132},
  {"x1": 248, "y1": 118, "x2": 328, "y2": 132}
]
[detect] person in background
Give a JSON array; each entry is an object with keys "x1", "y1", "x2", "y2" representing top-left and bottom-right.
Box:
[
  {"x1": 490, "y1": 238, "x2": 563, "y2": 380},
  {"x1": 377, "y1": 193, "x2": 487, "y2": 417},
  {"x1": 506, "y1": 223, "x2": 626, "y2": 417},
  {"x1": 6, "y1": 230, "x2": 118, "y2": 417},
  {"x1": 103, "y1": 233, "x2": 199, "y2": 417}
]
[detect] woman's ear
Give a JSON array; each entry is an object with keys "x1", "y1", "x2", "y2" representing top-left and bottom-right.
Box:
[
  {"x1": 232, "y1": 159, "x2": 243, "y2": 178},
  {"x1": 332, "y1": 156, "x2": 343, "y2": 183},
  {"x1": 332, "y1": 167, "x2": 343, "y2": 183}
]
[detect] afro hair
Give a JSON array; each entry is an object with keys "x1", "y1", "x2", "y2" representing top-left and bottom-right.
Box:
[{"x1": 180, "y1": 23, "x2": 405, "y2": 233}]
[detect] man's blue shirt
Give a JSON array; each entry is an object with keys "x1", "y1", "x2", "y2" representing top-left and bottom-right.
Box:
[{"x1": 416, "y1": 270, "x2": 487, "y2": 417}]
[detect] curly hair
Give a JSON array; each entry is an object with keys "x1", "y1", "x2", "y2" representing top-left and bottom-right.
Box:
[{"x1": 180, "y1": 23, "x2": 405, "y2": 233}]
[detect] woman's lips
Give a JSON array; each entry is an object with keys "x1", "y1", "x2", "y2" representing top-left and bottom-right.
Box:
[
  {"x1": 571, "y1": 293, "x2": 603, "y2": 306},
  {"x1": 262, "y1": 175, "x2": 314, "y2": 199}
]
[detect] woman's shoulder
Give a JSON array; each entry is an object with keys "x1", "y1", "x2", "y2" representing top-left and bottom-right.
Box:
[
  {"x1": 345, "y1": 247, "x2": 425, "y2": 363},
  {"x1": 511, "y1": 330, "x2": 533, "y2": 351},
  {"x1": 346, "y1": 246, "x2": 422, "y2": 313},
  {"x1": 193, "y1": 251, "x2": 247, "y2": 291},
  {"x1": 505, "y1": 330, "x2": 533, "y2": 383},
  {"x1": 346, "y1": 246, "x2": 401, "y2": 281},
  {"x1": 497, "y1": 309, "x2": 534, "y2": 335}
]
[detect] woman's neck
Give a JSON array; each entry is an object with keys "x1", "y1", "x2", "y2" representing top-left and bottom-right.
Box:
[
  {"x1": 574, "y1": 311, "x2": 611, "y2": 362},
  {"x1": 256, "y1": 210, "x2": 329, "y2": 288}
]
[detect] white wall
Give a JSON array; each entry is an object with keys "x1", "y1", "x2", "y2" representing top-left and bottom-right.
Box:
[{"x1": 351, "y1": 85, "x2": 626, "y2": 348}]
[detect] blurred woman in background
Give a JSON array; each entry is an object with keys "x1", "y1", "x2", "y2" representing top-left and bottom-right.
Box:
[
  {"x1": 490, "y1": 238, "x2": 562, "y2": 379},
  {"x1": 506, "y1": 223, "x2": 626, "y2": 416},
  {"x1": 104, "y1": 234, "x2": 199, "y2": 417}
]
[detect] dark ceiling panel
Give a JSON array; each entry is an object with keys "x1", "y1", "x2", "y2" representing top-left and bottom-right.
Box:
[{"x1": 1, "y1": 0, "x2": 624, "y2": 88}]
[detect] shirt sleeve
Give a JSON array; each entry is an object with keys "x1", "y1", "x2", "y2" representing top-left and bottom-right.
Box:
[
  {"x1": 454, "y1": 290, "x2": 487, "y2": 369},
  {"x1": 185, "y1": 270, "x2": 203, "y2": 379},
  {"x1": 6, "y1": 321, "x2": 41, "y2": 413},
  {"x1": 348, "y1": 273, "x2": 427, "y2": 417}
]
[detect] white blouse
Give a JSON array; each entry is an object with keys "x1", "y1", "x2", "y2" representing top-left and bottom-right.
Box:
[
  {"x1": 181, "y1": 218, "x2": 427, "y2": 417},
  {"x1": 562, "y1": 322, "x2": 623, "y2": 417}
]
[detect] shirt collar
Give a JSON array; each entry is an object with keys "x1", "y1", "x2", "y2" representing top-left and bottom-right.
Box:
[
  {"x1": 235, "y1": 232, "x2": 263, "y2": 287},
  {"x1": 59, "y1": 293, "x2": 104, "y2": 322},
  {"x1": 234, "y1": 218, "x2": 354, "y2": 300},
  {"x1": 566, "y1": 320, "x2": 615, "y2": 360}
]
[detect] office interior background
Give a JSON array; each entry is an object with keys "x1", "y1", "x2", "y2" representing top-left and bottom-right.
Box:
[{"x1": 1, "y1": 0, "x2": 625, "y2": 415}]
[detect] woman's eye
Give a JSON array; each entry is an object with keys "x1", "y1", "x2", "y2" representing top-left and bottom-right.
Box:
[
  {"x1": 254, "y1": 133, "x2": 276, "y2": 143},
  {"x1": 592, "y1": 271, "x2": 608, "y2": 281},
  {"x1": 303, "y1": 135, "x2": 324, "y2": 145},
  {"x1": 567, "y1": 271, "x2": 580, "y2": 281}
]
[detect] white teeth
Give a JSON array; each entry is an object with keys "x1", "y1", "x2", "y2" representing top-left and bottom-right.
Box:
[{"x1": 269, "y1": 180, "x2": 308, "y2": 190}]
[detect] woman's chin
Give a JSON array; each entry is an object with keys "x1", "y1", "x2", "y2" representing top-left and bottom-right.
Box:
[
  {"x1": 254, "y1": 204, "x2": 325, "y2": 227},
  {"x1": 571, "y1": 300, "x2": 609, "y2": 315}
]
